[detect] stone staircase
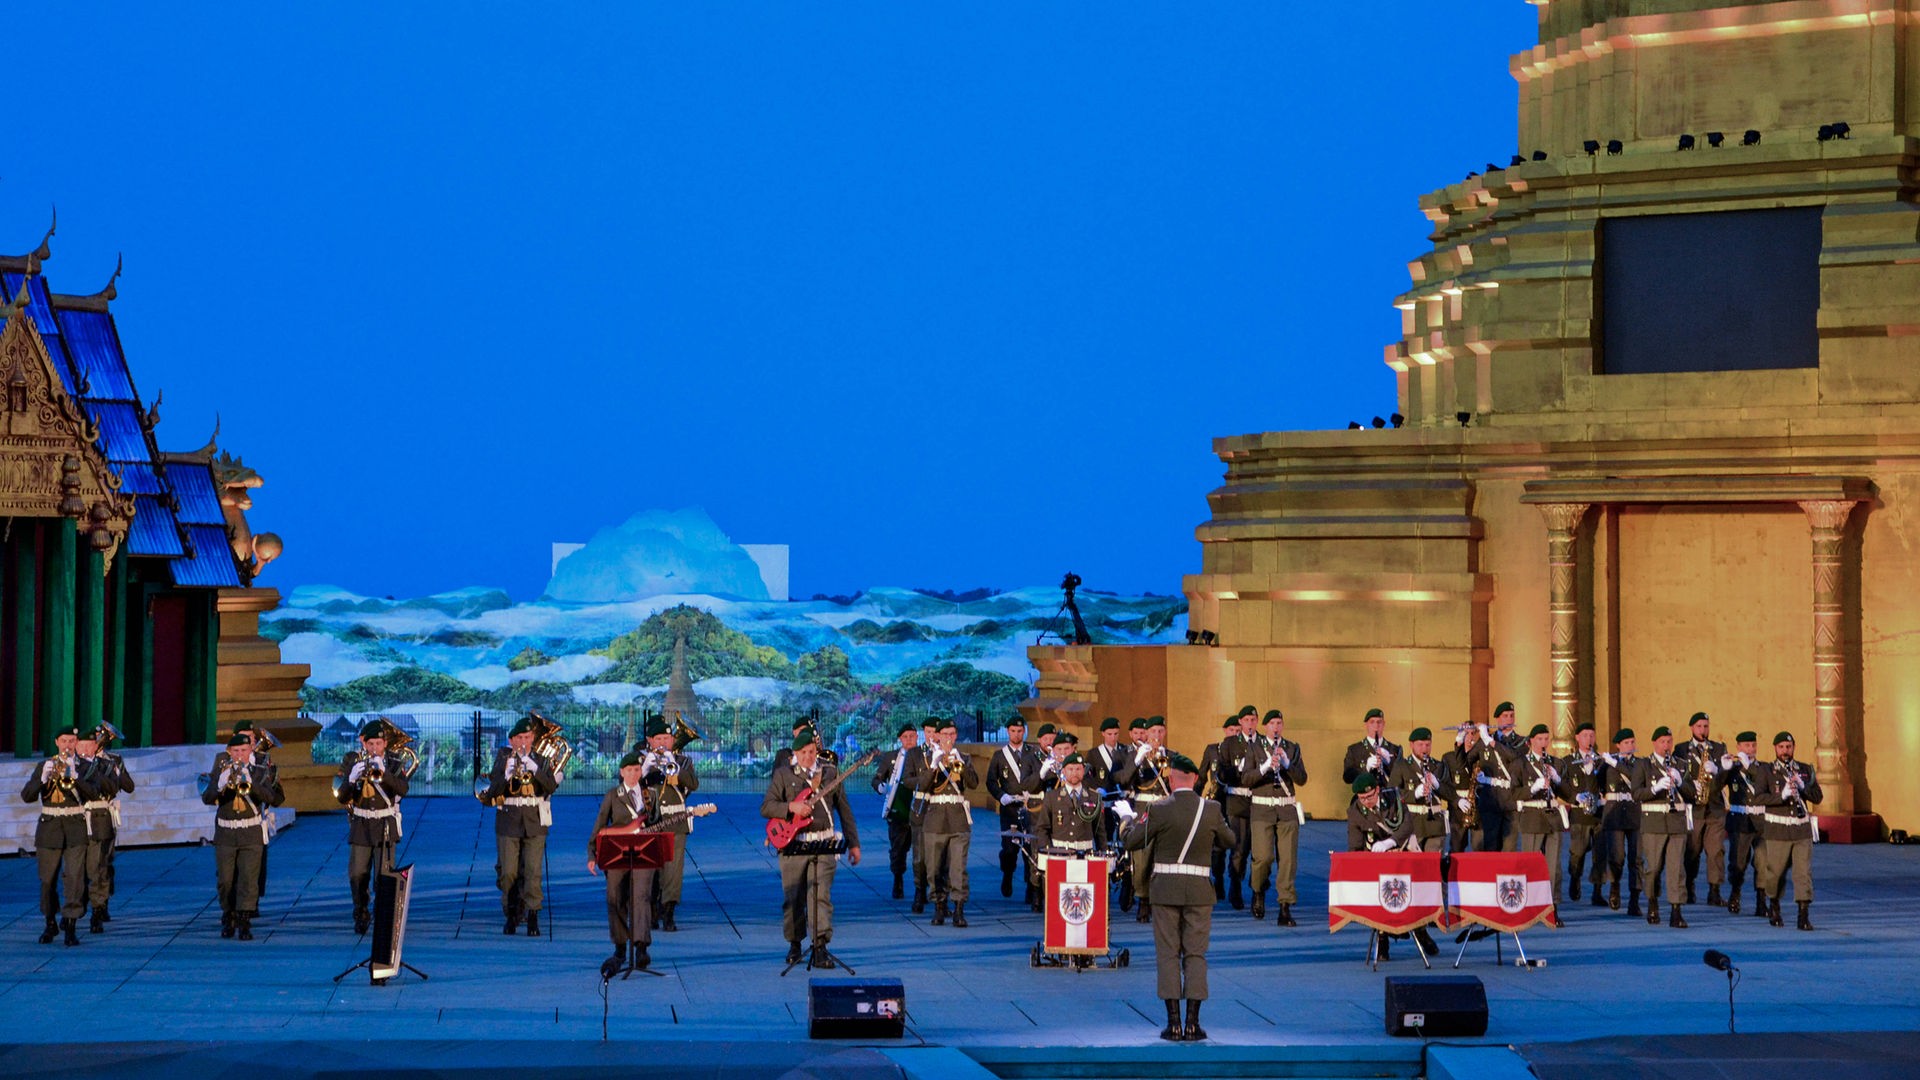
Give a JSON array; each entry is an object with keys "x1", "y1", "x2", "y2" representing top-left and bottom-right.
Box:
[{"x1": 1, "y1": 745, "x2": 297, "y2": 854}]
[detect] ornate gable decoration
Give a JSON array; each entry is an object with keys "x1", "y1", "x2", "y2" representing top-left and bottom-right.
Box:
[{"x1": 0, "y1": 299, "x2": 135, "y2": 565}]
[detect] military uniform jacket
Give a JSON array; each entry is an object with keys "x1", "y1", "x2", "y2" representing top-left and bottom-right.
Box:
[
  {"x1": 913, "y1": 751, "x2": 978, "y2": 833},
  {"x1": 871, "y1": 745, "x2": 924, "y2": 814},
  {"x1": 1751, "y1": 759, "x2": 1822, "y2": 841},
  {"x1": 1032, "y1": 784, "x2": 1106, "y2": 850},
  {"x1": 1476, "y1": 740, "x2": 1522, "y2": 813},
  {"x1": 1559, "y1": 750, "x2": 1605, "y2": 827},
  {"x1": 1085, "y1": 741, "x2": 1136, "y2": 794},
  {"x1": 20, "y1": 758, "x2": 98, "y2": 849},
  {"x1": 1386, "y1": 753, "x2": 1449, "y2": 837},
  {"x1": 1238, "y1": 735, "x2": 1307, "y2": 822},
  {"x1": 762, "y1": 761, "x2": 859, "y2": 850},
  {"x1": 334, "y1": 750, "x2": 409, "y2": 845},
  {"x1": 1673, "y1": 737, "x2": 1730, "y2": 818},
  {"x1": 1720, "y1": 756, "x2": 1763, "y2": 834},
  {"x1": 1514, "y1": 753, "x2": 1570, "y2": 833},
  {"x1": 1438, "y1": 744, "x2": 1484, "y2": 813},
  {"x1": 1342, "y1": 737, "x2": 1403, "y2": 785},
  {"x1": 645, "y1": 751, "x2": 701, "y2": 836},
  {"x1": 483, "y1": 748, "x2": 559, "y2": 838},
  {"x1": 78, "y1": 753, "x2": 135, "y2": 838},
  {"x1": 1210, "y1": 732, "x2": 1256, "y2": 816},
  {"x1": 1597, "y1": 755, "x2": 1643, "y2": 830},
  {"x1": 1347, "y1": 798, "x2": 1414, "y2": 852},
  {"x1": 1631, "y1": 753, "x2": 1695, "y2": 834},
  {"x1": 202, "y1": 761, "x2": 284, "y2": 848},
  {"x1": 587, "y1": 783, "x2": 657, "y2": 863},
  {"x1": 1122, "y1": 788, "x2": 1233, "y2": 906},
  {"x1": 771, "y1": 745, "x2": 839, "y2": 775},
  {"x1": 985, "y1": 743, "x2": 1043, "y2": 806}
]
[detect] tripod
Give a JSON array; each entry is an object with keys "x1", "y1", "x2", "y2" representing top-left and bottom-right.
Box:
[{"x1": 1036, "y1": 573, "x2": 1092, "y2": 645}]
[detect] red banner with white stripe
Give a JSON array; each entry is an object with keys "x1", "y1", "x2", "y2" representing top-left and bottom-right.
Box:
[
  {"x1": 1327, "y1": 852, "x2": 1444, "y2": 934},
  {"x1": 1043, "y1": 854, "x2": 1111, "y2": 954},
  {"x1": 1445, "y1": 851, "x2": 1560, "y2": 933}
]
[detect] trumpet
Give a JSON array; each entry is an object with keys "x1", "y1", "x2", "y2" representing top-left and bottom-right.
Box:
[{"x1": 937, "y1": 747, "x2": 969, "y2": 792}]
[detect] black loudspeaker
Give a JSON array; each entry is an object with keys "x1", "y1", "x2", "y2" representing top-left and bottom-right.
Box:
[
  {"x1": 1384, "y1": 975, "x2": 1488, "y2": 1037},
  {"x1": 807, "y1": 977, "x2": 905, "y2": 1039}
]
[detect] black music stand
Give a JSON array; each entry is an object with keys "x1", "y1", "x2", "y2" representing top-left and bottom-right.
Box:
[{"x1": 595, "y1": 829, "x2": 673, "y2": 980}]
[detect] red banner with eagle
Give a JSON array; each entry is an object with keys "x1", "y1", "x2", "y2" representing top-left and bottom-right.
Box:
[
  {"x1": 1042, "y1": 854, "x2": 1111, "y2": 954},
  {"x1": 1444, "y1": 851, "x2": 1560, "y2": 933},
  {"x1": 1327, "y1": 851, "x2": 1445, "y2": 934}
]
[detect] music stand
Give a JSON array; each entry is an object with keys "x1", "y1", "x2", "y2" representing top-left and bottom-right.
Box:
[{"x1": 595, "y1": 829, "x2": 674, "y2": 980}]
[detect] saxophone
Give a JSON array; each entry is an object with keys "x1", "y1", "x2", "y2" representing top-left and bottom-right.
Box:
[{"x1": 1691, "y1": 742, "x2": 1714, "y2": 807}]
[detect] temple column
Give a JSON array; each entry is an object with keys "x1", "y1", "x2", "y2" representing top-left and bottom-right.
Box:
[
  {"x1": 105, "y1": 555, "x2": 127, "y2": 732},
  {"x1": 41, "y1": 518, "x2": 76, "y2": 746},
  {"x1": 1798, "y1": 499, "x2": 1858, "y2": 812},
  {"x1": 11, "y1": 522, "x2": 38, "y2": 756},
  {"x1": 1538, "y1": 502, "x2": 1590, "y2": 754},
  {"x1": 77, "y1": 546, "x2": 105, "y2": 730}
]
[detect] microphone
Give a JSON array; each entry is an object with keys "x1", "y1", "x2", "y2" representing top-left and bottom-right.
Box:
[{"x1": 1703, "y1": 949, "x2": 1733, "y2": 972}]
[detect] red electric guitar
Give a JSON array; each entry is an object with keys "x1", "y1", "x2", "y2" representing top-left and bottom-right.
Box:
[{"x1": 766, "y1": 750, "x2": 878, "y2": 849}]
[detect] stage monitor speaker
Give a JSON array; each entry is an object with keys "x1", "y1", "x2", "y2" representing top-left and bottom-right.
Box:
[
  {"x1": 1384, "y1": 975, "x2": 1488, "y2": 1037},
  {"x1": 807, "y1": 977, "x2": 905, "y2": 1039}
]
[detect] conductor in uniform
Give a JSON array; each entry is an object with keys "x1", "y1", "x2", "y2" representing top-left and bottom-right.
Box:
[
  {"x1": 1121, "y1": 751, "x2": 1234, "y2": 1043},
  {"x1": 480, "y1": 715, "x2": 558, "y2": 936},
  {"x1": 1031, "y1": 751, "x2": 1106, "y2": 853}
]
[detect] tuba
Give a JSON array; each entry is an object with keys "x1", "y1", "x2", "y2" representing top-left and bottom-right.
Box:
[
  {"x1": 372, "y1": 716, "x2": 420, "y2": 777},
  {"x1": 527, "y1": 711, "x2": 573, "y2": 776},
  {"x1": 670, "y1": 712, "x2": 701, "y2": 753},
  {"x1": 94, "y1": 719, "x2": 125, "y2": 754}
]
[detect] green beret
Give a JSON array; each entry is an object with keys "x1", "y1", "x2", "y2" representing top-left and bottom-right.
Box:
[
  {"x1": 896, "y1": 722, "x2": 916, "y2": 737},
  {"x1": 1035, "y1": 723, "x2": 1055, "y2": 738},
  {"x1": 643, "y1": 717, "x2": 669, "y2": 739},
  {"x1": 1100, "y1": 717, "x2": 1120, "y2": 731},
  {"x1": 359, "y1": 720, "x2": 386, "y2": 739},
  {"x1": 1650, "y1": 726, "x2": 1672, "y2": 740},
  {"x1": 938, "y1": 718, "x2": 958, "y2": 733},
  {"x1": 1735, "y1": 731, "x2": 1757, "y2": 744},
  {"x1": 1062, "y1": 752, "x2": 1084, "y2": 767},
  {"x1": 1004, "y1": 715, "x2": 1026, "y2": 730},
  {"x1": 1263, "y1": 709, "x2": 1283, "y2": 721},
  {"x1": 233, "y1": 720, "x2": 257, "y2": 734},
  {"x1": 1773, "y1": 731, "x2": 1794, "y2": 746},
  {"x1": 1148, "y1": 715, "x2": 1166, "y2": 728},
  {"x1": 1690, "y1": 712, "x2": 1710, "y2": 724},
  {"x1": 1575, "y1": 722, "x2": 1595, "y2": 734},
  {"x1": 1408, "y1": 727, "x2": 1432, "y2": 742},
  {"x1": 227, "y1": 733, "x2": 251, "y2": 748},
  {"x1": 80, "y1": 725, "x2": 108, "y2": 741},
  {"x1": 791, "y1": 732, "x2": 816, "y2": 751},
  {"x1": 1057, "y1": 732, "x2": 1078, "y2": 746},
  {"x1": 1494, "y1": 701, "x2": 1514, "y2": 717},
  {"x1": 1528, "y1": 724, "x2": 1550, "y2": 738},
  {"x1": 1237, "y1": 704, "x2": 1257, "y2": 717},
  {"x1": 792, "y1": 717, "x2": 813, "y2": 731},
  {"x1": 1351, "y1": 772, "x2": 1380, "y2": 794},
  {"x1": 1221, "y1": 716, "x2": 1240, "y2": 729},
  {"x1": 509, "y1": 717, "x2": 535, "y2": 738},
  {"x1": 1128, "y1": 718, "x2": 1149, "y2": 731},
  {"x1": 922, "y1": 717, "x2": 941, "y2": 729},
  {"x1": 1614, "y1": 727, "x2": 1635, "y2": 743},
  {"x1": 1164, "y1": 752, "x2": 1198, "y2": 774},
  {"x1": 1364, "y1": 708, "x2": 1384, "y2": 720},
  {"x1": 620, "y1": 750, "x2": 642, "y2": 768}
]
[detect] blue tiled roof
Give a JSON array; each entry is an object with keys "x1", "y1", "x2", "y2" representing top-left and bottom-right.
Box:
[
  {"x1": 127, "y1": 495, "x2": 187, "y2": 558},
  {"x1": 173, "y1": 524, "x2": 242, "y2": 587},
  {"x1": 164, "y1": 462, "x2": 226, "y2": 526},
  {"x1": 2, "y1": 272, "x2": 61, "y2": 340},
  {"x1": 53, "y1": 309, "x2": 136, "y2": 401},
  {"x1": 113, "y1": 463, "x2": 167, "y2": 495},
  {"x1": 91, "y1": 402, "x2": 150, "y2": 463}
]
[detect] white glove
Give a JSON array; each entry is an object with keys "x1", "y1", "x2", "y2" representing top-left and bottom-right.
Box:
[
  {"x1": 1477, "y1": 723, "x2": 1491, "y2": 739},
  {"x1": 348, "y1": 762, "x2": 366, "y2": 782},
  {"x1": 42, "y1": 760, "x2": 58, "y2": 781},
  {"x1": 999, "y1": 793, "x2": 1017, "y2": 806},
  {"x1": 1040, "y1": 758, "x2": 1057, "y2": 775},
  {"x1": 1366, "y1": 753, "x2": 1381, "y2": 772},
  {"x1": 1601, "y1": 753, "x2": 1618, "y2": 766},
  {"x1": 1530, "y1": 777, "x2": 1549, "y2": 794},
  {"x1": 1277, "y1": 751, "x2": 1291, "y2": 770},
  {"x1": 1737, "y1": 751, "x2": 1753, "y2": 768},
  {"x1": 1651, "y1": 777, "x2": 1671, "y2": 793},
  {"x1": 1704, "y1": 759, "x2": 1719, "y2": 776},
  {"x1": 1369, "y1": 839, "x2": 1395, "y2": 853},
  {"x1": 1135, "y1": 744, "x2": 1153, "y2": 764},
  {"x1": 1457, "y1": 796, "x2": 1472, "y2": 812}
]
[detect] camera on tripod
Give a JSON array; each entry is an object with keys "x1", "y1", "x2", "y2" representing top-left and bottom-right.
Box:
[{"x1": 1060, "y1": 572, "x2": 1082, "y2": 597}]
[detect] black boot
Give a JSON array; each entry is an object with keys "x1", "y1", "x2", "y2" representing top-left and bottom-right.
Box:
[
  {"x1": 1414, "y1": 927, "x2": 1438, "y2": 957},
  {"x1": 632, "y1": 944, "x2": 651, "y2": 969},
  {"x1": 503, "y1": 911, "x2": 518, "y2": 934},
  {"x1": 221, "y1": 912, "x2": 236, "y2": 939},
  {"x1": 1228, "y1": 878, "x2": 1244, "y2": 910},
  {"x1": 1608, "y1": 882, "x2": 1621, "y2": 910},
  {"x1": 1591, "y1": 886, "x2": 1607, "y2": 908},
  {"x1": 100, "y1": 904, "x2": 110, "y2": 923},
  {"x1": 911, "y1": 885, "x2": 927, "y2": 914},
  {"x1": 1627, "y1": 892, "x2": 1642, "y2": 918},
  {"x1": 1754, "y1": 888, "x2": 1770, "y2": 920},
  {"x1": 237, "y1": 917, "x2": 254, "y2": 941},
  {"x1": 1646, "y1": 899, "x2": 1660, "y2": 925},
  {"x1": 785, "y1": 940, "x2": 803, "y2": 963},
  {"x1": 1376, "y1": 935, "x2": 1392, "y2": 961},
  {"x1": 1768, "y1": 896, "x2": 1784, "y2": 927},
  {"x1": 1797, "y1": 902, "x2": 1813, "y2": 931},
  {"x1": 354, "y1": 909, "x2": 370, "y2": 935},
  {"x1": 1159, "y1": 1000, "x2": 1183, "y2": 1042},
  {"x1": 1024, "y1": 880, "x2": 1038, "y2": 910},
  {"x1": 61, "y1": 918, "x2": 79, "y2": 946},
  {"x1": 1685, "y1": 883, "x2": 1697, "y2": 905},
  {"x1": 525, "y1": 911, "x2": 541, "y2": 936},
  {"x1": 952, "y1": 902, "x2": 969, "y2": 928},
  {"x1": 1001, "y1": 868, "x2": 1013, "y2": 898},
  {"x1": 1250, "y1": 892, "x2": 1265, "y2": 921},
  {"x1": 1707, "y1": 885, "x2": 1723, "y2": 907},
  {"x1": 810, "y1": 940, "x2": 837, "y2": 969},
  {"x1": 661, "y1": 902, "x2": 678, "y2": 933},
  {"x1": 90, "y1": 907, "x2": 106, "y2": 934},
  {"x1": 38, "y1": 918, "x2": 57, "y2": 945},
  {"x1": 932, "y1": 900, "x2": 949, "y2": 926},
  {"x1": 1184, "y1": 1000, "x2": 1207, "y2": 1042},
  {"x1": 1669, "y1": 904, "x2": 1687, "y2": 929},
  {"x1": 1728, "y1": 888, "x2": 1742, "y2": 915},
  {"x1": 892, "y1": 874, "x2": 904, "y2": 900},
  {"x1": 1279, "y1": 903, "x2": 1297, "y2": 928},
  {"x1": 1569, "y1": 878, "x2": 1582, "y2": 902},
  {"x1": 1137, "y1": 900, "x2": 1152, "y2": 924}
]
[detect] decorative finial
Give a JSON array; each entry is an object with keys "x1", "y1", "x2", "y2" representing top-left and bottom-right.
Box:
[
  {"x1": 31, "y1": 205, "x2": 55, "y2": 265},
  {"x1": 98, "y1": 253, "x2": 122, "y2": 303},
  {"x1": 186, "y1": 413, "x2": 221, "y2": 460},
  {"x1": 143, "y1": 388, "x2": 163, "y2": 432}
]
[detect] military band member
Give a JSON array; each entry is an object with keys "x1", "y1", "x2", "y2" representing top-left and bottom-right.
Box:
[
  {"x1": 1241, "y1": 708, "x2": 1307, "y2": 925},
  {"x1": 1220, "y1": 708, "x2": 1260, "y2": 909},
  {"x1": 910, "y1": 717, "x2": 945, "y2": 912},
  {"x1": 872, "y1": 722, "x2": 924, "y2": 901},
  {"x1": 1200, "y1": 712, "x2": 1253, "y2": 907},
  {"x1": 1633, "y1": 725, "x2": 1695, "y2": 928},
  {"x1": 1121, "y1": 752, "x2": 1234, "y2": 1043},
  {"x1": 1126, "y1": 716, "x2": 1174, "y2": 922},
  {"x1": 768, "y1": 716, "x2": 819, "y2": 774},
  {"x1": 219, "y1": 721, "x2": 277, "y2": 905},
  {"x1": 588, "y1": 750, "x2": 658, "y2": 971},
  {"x1": 203, "y1": 733, "x2": 283, "y2": 941},
  {"x1": 76, "y1": 725, "x2": 134, "y2": 933},
  {"x1": 1086, "y1": 717, "x2": 1134, "y2": 796},
  {"x1": 1441, "y1": 725, "x2": 1487, "y2": 853},
  {"x1": 1560, "y1": 722, "x2": 1605, "y2": 902},
  {"x1": 1596, "y1": 728, "x2": 1644, "y2": 915},
  {"x1": 642, "y1": 717, "x2": 700, "y2": 931},
  {"x1": 1673, "y1": 711, "x2": 1730, "y2": 906},
  {"x1": 335, "y1": 720, "x2": 410, "y2": 935},
  {"x1": 1023, "y1": 736, "x2": 1078, "y2": 909},
  {"x1": 917, "y1": 719, "x2": 978, "y2": 927},
  {"x1": 762, "y1": 733, "x2": 861, "y2": 966},
  {"x1": 1752, "y1": 731, "x2": 1821, "y2": 930},
  {"x1": 1514, "y1": 723, "x2": 1571, "y2": 898},
  {"x1": 1722, "y1": 731, "x2": 1769, "y2": 918},
  {"x1": 1034, "y1": 723, "x2": 1057, "y2": 758},
  {"x1": 1341, "y1": 708, "x2": 1401, "y2": 790},
  {"x1": 1347, "y1": 771, "x2": 1423, "y2": 959},
  {"x1": 1476, "y1": 706, "x2": 1524, "y2": 852},
  {"x1": 22, "y1": 726, "x2": 96, "y2": 946},
  {"x1": 986, "y1": 716, "x2": 1043, "y2": 905},
  {"x1": 481, "y1": 716, "x2": 559, "y2": 936},
  {"x1": 1031, "y1": 752, "x2": 1106, "y2": 854},
  {"x1": 1387, "y1": 727, "x2": 1449, "y2": 853}
]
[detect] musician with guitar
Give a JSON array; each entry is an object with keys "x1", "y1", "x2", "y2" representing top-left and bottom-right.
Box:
[
  {"x1": 588, "y1": 750, "x2": 661, "y2": 971},
  {"x1": 762, "y1": 734, "x2": 868, "y2": 968}
]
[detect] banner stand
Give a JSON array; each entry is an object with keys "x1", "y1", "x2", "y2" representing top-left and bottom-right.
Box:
[{"x1": 1443, "y1": 851, "x2": 1559, "y2": 971}]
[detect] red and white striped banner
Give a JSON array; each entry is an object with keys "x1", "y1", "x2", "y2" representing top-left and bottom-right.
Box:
[
  {"x1": 1042, "y1": 855, "x2": 1111, "y2": 954},
  {"x1": 1327, "y1": 852, "x2": 1445, "y2": 934},
  {"x1": 1445, "y1": 851, "x2": 1560, "y2": 933}
]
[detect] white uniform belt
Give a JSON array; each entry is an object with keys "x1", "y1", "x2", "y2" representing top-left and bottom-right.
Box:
[
  {"x1": 1643, "y1": 803, "x2": 1675, "y2": 812},
  {"x1": 911, "y1": 791, "x2": 928, "y2": 802},
  {"x1": 1133, "y1": 793, "x2": 1163, "y2": 804},
  {"x1": 925, "y1": 793, "x2": 968, "y2": 805},
  {"x1": 218, "y1": 816, "x2": 264, "y2": 829},
  {"x1": 1252, "y1": 795, "x2": 1297, "y2": 807},
  {"x1": 1052, "y1": 840, "x2": 1094, "y2": 851},
  {"x1": 1225, "y1": 786, "x2": 1252, "y2": 796},
  {"x1": 1764, "y1": 813, "x2": 1812, "y2": 827},
  {"x1": 1517, "y1": 799, "x2": 1550, "y2": 810},
  {"x1": 1603, "y1": 793, "x2": 1633, "y2": 803},
  {"x1": 1152, "y1": 863, "x2": 1210, "y2": 877},
  {"x1": 1726, "y1": 805, "x2": 1756, "y2": 814},
  {"x1": 503, "y1": 797, "x2": 543, "y2": 807},
  {"x1": 83, "y1": 800, "x2": 112, "y2": 810},
  {"x1": 39, "y1": 806, "x2": 85, "y2": 818},
  {"x1": 351, "y1": 806, "x2": 398, "y2": 819},
  {"x1": 658, "y1": 804, "x2": 688, "y2": 816},
  {"x1": 1407, "y1": 804, "x2": 1441, "y2": 814},
  {"x1": 1483, "y1": 777, "x2": 1511, "y2": 789},
  {"x1": 798, "y1": 829, "x2": 840, "y2": 843}
]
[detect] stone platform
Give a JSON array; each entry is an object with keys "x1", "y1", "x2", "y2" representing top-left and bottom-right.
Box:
[
  {"x1": 3, "y1": 791, "x2": 1915, "y2": 1077},
  {"x1": 2, "y1": 746, "x2": 296, "y2": 854}
]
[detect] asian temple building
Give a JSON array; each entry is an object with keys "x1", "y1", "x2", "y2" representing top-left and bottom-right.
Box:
[
  {"x1": 0, "y1": 217, "x2": 311, "y2": 771},
  {"x1": 1025, "y1": 0, "x2": 1920, "y2": 836}
]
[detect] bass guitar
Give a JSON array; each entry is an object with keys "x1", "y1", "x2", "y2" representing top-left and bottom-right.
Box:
[{"x1": 766, "y1": 751, "x2": 879, "y2": 849}]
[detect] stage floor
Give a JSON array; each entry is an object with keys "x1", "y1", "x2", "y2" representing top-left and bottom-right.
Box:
[{"x1": 4, "y1": 792, "x2": 1916, "y2": 1075}]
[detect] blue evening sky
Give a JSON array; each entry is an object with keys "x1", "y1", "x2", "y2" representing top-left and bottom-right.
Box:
[{"x1": 8, "y1": 4, "x2": 1536, "y2": 600}]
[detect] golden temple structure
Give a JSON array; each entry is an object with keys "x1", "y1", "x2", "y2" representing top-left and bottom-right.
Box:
[{"x1": 1026, "y1": 0, "x2": 1920, "y2": 834}]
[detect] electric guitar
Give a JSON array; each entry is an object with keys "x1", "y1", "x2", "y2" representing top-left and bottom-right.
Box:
[{"x1": 766, "y1": 751, "x2": 879, "y2": 849}]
